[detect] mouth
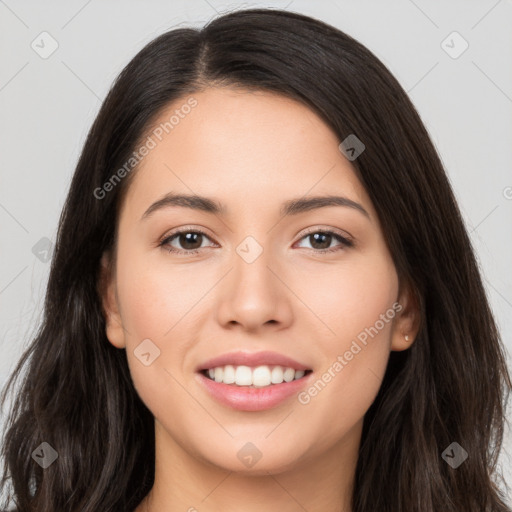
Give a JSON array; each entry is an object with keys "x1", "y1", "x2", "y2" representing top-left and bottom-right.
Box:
[
  {"x1": 199, "y1": 365, "x2": 313, "y2": 388},
  {"x1": 196, "y1": 364, "x2": 314, "y2": 412},
  {"x1": 195, "y1": 350, "x2": 314, "y2": 411}
]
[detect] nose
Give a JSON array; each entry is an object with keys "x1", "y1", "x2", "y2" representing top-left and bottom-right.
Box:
[{"x1": 215, "y1": 245, "x2": 294, "y2": 332}]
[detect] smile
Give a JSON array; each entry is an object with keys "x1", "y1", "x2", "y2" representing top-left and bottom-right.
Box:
[
  {"x1": 196, "y1": 366, "x2": 314, "y2": 412},
  {"x1": 201, "y1": 364, "x2": 313, "y2": 387}
]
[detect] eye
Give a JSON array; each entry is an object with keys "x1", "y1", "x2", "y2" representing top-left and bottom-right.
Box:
[
  {"x1": 159, "y1": 228, "x2": 217, "y2": 255},
  {"x1": 294, "y1": 229, "x2": 354, "y2": 253},
  {"x1": 159, "y1": 227, "x2": 354, "y2": 256}
]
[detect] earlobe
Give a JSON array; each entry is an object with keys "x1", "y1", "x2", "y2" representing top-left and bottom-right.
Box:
[
  {"x1": 98, "y1": 252, "x2": 126, "y2": 349},
  {"x1": 391, "y1": 281, "x2": 421, "y2": 352}
]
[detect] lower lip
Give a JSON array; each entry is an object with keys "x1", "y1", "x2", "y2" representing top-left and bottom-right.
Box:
[{"x1": 196, "y1": 371, "x2": 313, "y2": 411}]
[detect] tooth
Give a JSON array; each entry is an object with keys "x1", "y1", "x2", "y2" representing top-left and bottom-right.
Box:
[
  {"x1": 214, "y1": 367, "x2": 224, "y2": 383},
  {"x1": 283, "y1": 367, "x2": 295, "y2": 382},
  {"x1": 204, "y1": 365, "x2": 309, "y2": 386},
  {"x1": 235, "y1": 365, "x2": 253, "y2": 386},
  {"x1": 270, "y1": 366, "x2": 284, "y2": 384},
  {"x1": 223, "y1": 364, "x2": 235, "y2": 384},
  {"x1": 252, "y1": 366, "x2": 272, "y2": 387}
]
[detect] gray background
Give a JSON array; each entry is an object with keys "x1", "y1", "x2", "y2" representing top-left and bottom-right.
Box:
[{"x1": 1, "y1": 0, "x2": 511, "y2": 500}]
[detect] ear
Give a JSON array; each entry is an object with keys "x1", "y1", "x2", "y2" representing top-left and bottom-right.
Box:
[
  {"x1": 390, "y1": 279, "x2": 421, "y2": 352},
  {"x1": 98, "y1": 251, "x2": 126, "y2": 349}
]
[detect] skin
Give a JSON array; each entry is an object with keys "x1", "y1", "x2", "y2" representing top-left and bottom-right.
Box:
[{"x1": 100, "y1": 87, "x2": 420, "y2": 512}]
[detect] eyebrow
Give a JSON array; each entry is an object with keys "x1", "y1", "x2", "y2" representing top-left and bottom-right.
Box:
[{"x1": 141, "y1": 193, "x2": 370, "y2": 220}]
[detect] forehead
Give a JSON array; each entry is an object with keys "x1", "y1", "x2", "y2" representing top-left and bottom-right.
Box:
[{"x1": 120, "y1": 87, "x2": 374, "y2": 221}]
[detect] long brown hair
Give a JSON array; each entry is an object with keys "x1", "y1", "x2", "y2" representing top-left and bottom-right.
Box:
[{"x1": 1, "y1": 8, "x2": 510, "y2": 511}]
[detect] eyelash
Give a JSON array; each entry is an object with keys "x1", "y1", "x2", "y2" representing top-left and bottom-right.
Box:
[{"x1": 159, "y1": 227, "x2": 354, "y2": 256}]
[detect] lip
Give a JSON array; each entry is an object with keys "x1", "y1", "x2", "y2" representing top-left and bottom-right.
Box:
[
  {"x1": 196, "y1": 350, "x2": 311, "y2": 372},
  {"x1": 196, "y1": 370, "x2": 314, "y2": 411}
]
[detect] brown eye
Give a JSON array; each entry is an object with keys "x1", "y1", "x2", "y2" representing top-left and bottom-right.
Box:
[
  {"x1": 175, "y1": 232, "x2": 204, "y2": 250},
  {"x1": 308, "y1": 232, "x2": 333, "y2": 250},
  {"x1": 295, "y1": 230, "x2": 354, "y2": 253},
  {"x1": 160, "y1": 229, "x2": 216, "y2": 254}
]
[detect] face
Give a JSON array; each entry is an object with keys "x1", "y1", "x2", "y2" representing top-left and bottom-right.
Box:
[{"x1": 101, "y1": 87, "x2": 417, "y2": 475}]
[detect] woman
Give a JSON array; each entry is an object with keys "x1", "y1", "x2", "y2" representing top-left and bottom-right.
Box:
[{"x1": 1, "y1": 7, "x2": 510, "y2": 512}]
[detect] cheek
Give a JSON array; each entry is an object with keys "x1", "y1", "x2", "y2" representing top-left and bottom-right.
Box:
[
  {"x1": 115, "y1": 246, "x2": 208, "y2": 339},
  {"x1": 113, "y1": 246, "x2": 202, "y2": 411},
  {"x1": 294, "y1": 247, "x2": 398, "y2": 346},
  {"x1": 292, "y1": 250, "x2": 398, "y2": 431}
]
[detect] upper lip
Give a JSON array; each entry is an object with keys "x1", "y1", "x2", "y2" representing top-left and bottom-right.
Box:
[{"x1": 197, "y1": 350, "x2": 311, "y2": 372}]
